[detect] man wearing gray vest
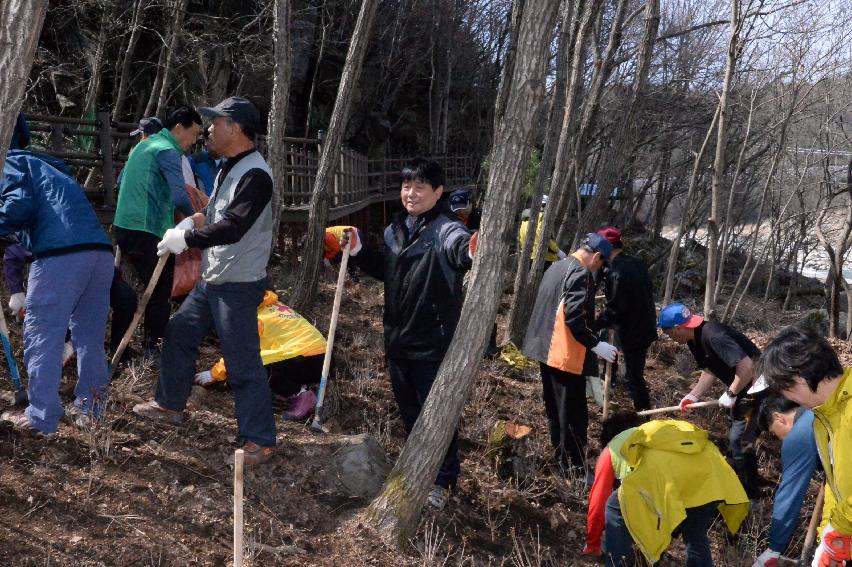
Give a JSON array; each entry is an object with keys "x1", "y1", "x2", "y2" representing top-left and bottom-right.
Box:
[{"x1": 132, "y1": 97, "x2": 277, "y2": 466}]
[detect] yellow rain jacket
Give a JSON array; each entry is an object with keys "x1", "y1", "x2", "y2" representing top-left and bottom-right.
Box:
[
  {"x1": 518, "y1": 213, "x2": 560, "y2": 263},
  {"x1": 210, "y1": 291, "x2": 327, "y2": 381},
  {"x1": 813, "y1": 368, "x2": 852, "y2": 536},
  {"x1": 616, "y1": 420, "x2": 750, "y2": 563}
]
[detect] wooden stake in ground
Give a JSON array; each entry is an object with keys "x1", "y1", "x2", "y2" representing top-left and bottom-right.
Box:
[
  {"x1": 602, "y1": 329, "x2": 615, "y2": 420},
  {"x1": 800, "y1": 485, "x2": 825, "y2": 566},
  {"x1": 637, "y1": 400, "x2": 719, "y2": 417},
  {"x1": 109, "y1": 253, "x2": 169, "y2": 376},
  {"x1": 311, "y1": 240, "x2": 350, "y2": 433},
  {"x1": 234, "y1": 448, "x2": 244, "y2": 567}
]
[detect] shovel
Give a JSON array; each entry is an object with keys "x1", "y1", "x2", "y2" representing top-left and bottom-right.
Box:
[
  {"x1": 0, "y1": 301, "x2": 25, "y2": 405},
  {"x1": 311, "y1": 240, "x2": 350, "y2": 433}
]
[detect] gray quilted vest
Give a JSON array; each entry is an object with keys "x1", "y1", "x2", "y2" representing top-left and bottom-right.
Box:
[{"x1": 201, "y1": 150, "x2": 272, "y2": 284}]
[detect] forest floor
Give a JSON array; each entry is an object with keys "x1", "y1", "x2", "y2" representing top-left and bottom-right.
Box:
[{"x1": 0, "y1": 256, "x2": 848, "y2": 566}]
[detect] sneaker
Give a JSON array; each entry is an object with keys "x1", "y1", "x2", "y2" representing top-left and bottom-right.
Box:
[
  {"x1": 427, "y1": 485, "x2": 449, "y2": 510},
  {"x1": 0, "y1": 411, "x2": 56, "y2": 440},
  {"x1": 241, "y1": 441, "x2": 274, "y2": 466},
  {"x1": 64, "y1": 403, "x2": 92, "y2": 428},
  {"x1": 194, "y1": 371, "x2": 216, "y2": 387},
  {"x1": 282, "y1": 389, "x2": 317, "y2": 421},
  {"x1": 132, "y1": 400, "x2": 184, "y2": 425}
]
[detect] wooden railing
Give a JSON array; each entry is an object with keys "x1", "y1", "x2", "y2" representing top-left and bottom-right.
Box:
[
  {"x1": 25, "y1": 113, "x2": 138, "y2": 208},
  {"x1": 22, "y1": 114, "x2": 477, "y2": 221}
]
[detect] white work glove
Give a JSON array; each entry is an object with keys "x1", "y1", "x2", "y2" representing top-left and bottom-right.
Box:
[
  {"x1": 680, "y1": 393, "x2": 699, "y2": 413},
  {"x1": 718, "y1": 389, "x2": 737, "y2": 409},
  {"x1": 752, "y1": 548, "x2": 780, "y2": 567},
  {"x1": 557, "y1": 249, "x2": 567, "y2": 260},
  {"x1": 156, "y1": 228, "x2": 188, "y2": 256},
  {"x1": 194, "y1": 371, "x2": 215, "y2": 387},
  {"x1": 8, "y1": 292, "x2": 25, "y2": 319},
  {"x1": 591, "y1": 341, "x2": 618, "y2": 363},
  {"x1": 175, "y1": 217, "x2": 194, "y2": 231},
  {"x1": 336, "y1": 228, "x2": 363, "y2": 256}
]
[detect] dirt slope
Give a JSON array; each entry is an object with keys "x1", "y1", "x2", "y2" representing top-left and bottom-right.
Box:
[{"x1": 0, "y1": 264, "x2": 847, "y2": 566}]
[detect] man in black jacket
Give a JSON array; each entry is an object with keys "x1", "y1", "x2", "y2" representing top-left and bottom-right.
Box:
[
  {"x1": 347, "y1": 158, "x2": 473, "y2": 510},
  {"x1": 595, "y1": 227, "x2": 657, "y2": 410},
  {"x1": 521, "y1": 234, "x2": 618, "y2": 476}
]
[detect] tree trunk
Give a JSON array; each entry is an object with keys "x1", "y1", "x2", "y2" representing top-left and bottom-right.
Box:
[
  {"x1": 720, "y1": 142, "x2": 780, "y2": 321},
  {"x1": 517, "y1": 0, "x2": 601, "y2": 335},
  {"x1": 575, "y1": 0, "x2": 659, "y2": 234},
  {"x1": 662, "y1": 106, "x2": 720, "y2": 304},
  {"x1": 267, "y1": 0, "x2": 292, "y2": 252},
  {"x1": 144, "y1": 47, "x2": 167, "y2": 117},
  {"x1": 365, "y1": 0, "x2": 559, "y2": 547},
  {"x1": 782, "y1": 240, "x2": 799, "y2": 312},
  {"x1": 290, "y1": 0, "x2": 378, "y2": 309},
  {"x1": 303, "y1": 7, "x2": 327, "y2": 138},
  {"x1": 155, "y1": 0, "x2": 190, "y2": 117},
  {"x1": 504, "y1": 0, "x2": 575, "y2": 345},
  {"x1": 0, "y1": 1, "x2": 48, "y2": 171},
  {"x1": 703, "y1": 0, "x2": 740, "y2": 318},
  {"x1": 113, "y1": 0, "x2": 148, "y2": 122},
  {"x1": 714, "y1": 90, "x2": 756, "y2": 301},
  {"x1": 82, "y1": 6, "x2": 111, "y2": 119}
]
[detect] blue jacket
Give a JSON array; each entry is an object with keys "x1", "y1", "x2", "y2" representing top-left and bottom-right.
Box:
[
  {"x1": 0, "y1": 150, "x2": 111, "y2": 258},
  {"x1": 770, "y1": 409, "x2": 820, "y2": 552},
  {"x1": 190, "y1": 149, "x2": 222, "y2": 196}
]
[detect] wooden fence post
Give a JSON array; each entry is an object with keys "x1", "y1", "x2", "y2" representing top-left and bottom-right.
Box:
[
  {"x1": 98, "y1": 111, "x2": 116, "y2": 208},
  {"x1": 50, "y1": 123, "x2": 64, "y2": 152}
]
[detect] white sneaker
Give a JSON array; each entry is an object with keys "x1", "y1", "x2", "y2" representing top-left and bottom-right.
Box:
[{"x1": 427, "y1": 485, "x2": 449, "y2": 510}]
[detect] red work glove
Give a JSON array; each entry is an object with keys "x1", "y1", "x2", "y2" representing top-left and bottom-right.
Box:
[
  {"x1": 818, "y1": 525, "x2": 852, "y2": 566},
  {"x1": 680, "y1": 393, "x2": 698, "y2": 413},
  {"x1": 469, "y1": 231, "x2": 478, "y2": 257},
  {"x1": 582, "y1": 544, "x2": 602, "y2": 557}
]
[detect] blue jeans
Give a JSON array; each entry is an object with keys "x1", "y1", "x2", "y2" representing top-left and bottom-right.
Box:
[
  {"x1": 24, "y1": 250, "x2": 113, "y2": 433},
  {"x1": 387, "y1": 357, "x2": 460, "y2": 488},
  {"x1": 604, "y1": 490, "x2": 717, "y2": 566},
  {"x1": 157, "y1": 278, "x2": 275, "y2": 447}
]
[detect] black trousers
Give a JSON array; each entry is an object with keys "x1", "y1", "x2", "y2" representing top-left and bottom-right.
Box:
[
  {"x1": 387, "y1": 357, "x2": 460, "y2": 488},
  {"x1": 115, "y1": 227, "x2": 175, "y2": 350},
  {"x1": 620, "y1": 347, "x2": 651, "y2": 411},
  {"x1": 267, "y1": 354, "x2": 324, "y2": 397},
  {"x1": 540, "y1": 362, "x2": 588, "y2": 470},
  {"x1": 109, "y1": 268, "x2": 137, "y2": 353}
]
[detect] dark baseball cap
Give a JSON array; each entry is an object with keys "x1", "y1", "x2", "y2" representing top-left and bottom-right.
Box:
[
  {"x1": 199, "y1": 96, "x2": 260, "y2": 134},
  {"x1": 581, "y1": 232, "x2": 613, "y2": 260},
  {"x1": 130, "y1": 117, "x2": 163, "y2": 137},
  {"x1": 449, "y1": 189, "x2": 471, "y2": 212}
]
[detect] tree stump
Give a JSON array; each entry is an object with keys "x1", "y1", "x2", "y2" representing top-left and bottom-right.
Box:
[{"x1": 487, "y1": 420, "x2": 533, "y2": 482}]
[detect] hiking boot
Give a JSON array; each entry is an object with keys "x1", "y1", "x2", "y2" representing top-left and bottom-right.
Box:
[
  {"x1": 64, "y1": 403, "x2": 92, "y2": 428},
  {"x1": 0, "y1": 411, "x2": 56, "y2": 440},
  {"x1": 132, "y1": 400, "x2": 184, "y2": 425},
  {"x1": 241, "y1": 441, "x2": 274, "y2": 466},
  {"x1": 282, "y1": 389, "x2": 317, "y2": 421},
  {"x1": 427, "y1": 485, "x2": 449, "y2": 510}
]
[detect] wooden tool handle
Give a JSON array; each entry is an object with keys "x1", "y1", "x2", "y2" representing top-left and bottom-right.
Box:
[
  {"x1": 637, "y1": 400, "x2": 719, "y2": 416},
  {"x1": 234, "y1": 448, "x2": 244, "y2": 567}
]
